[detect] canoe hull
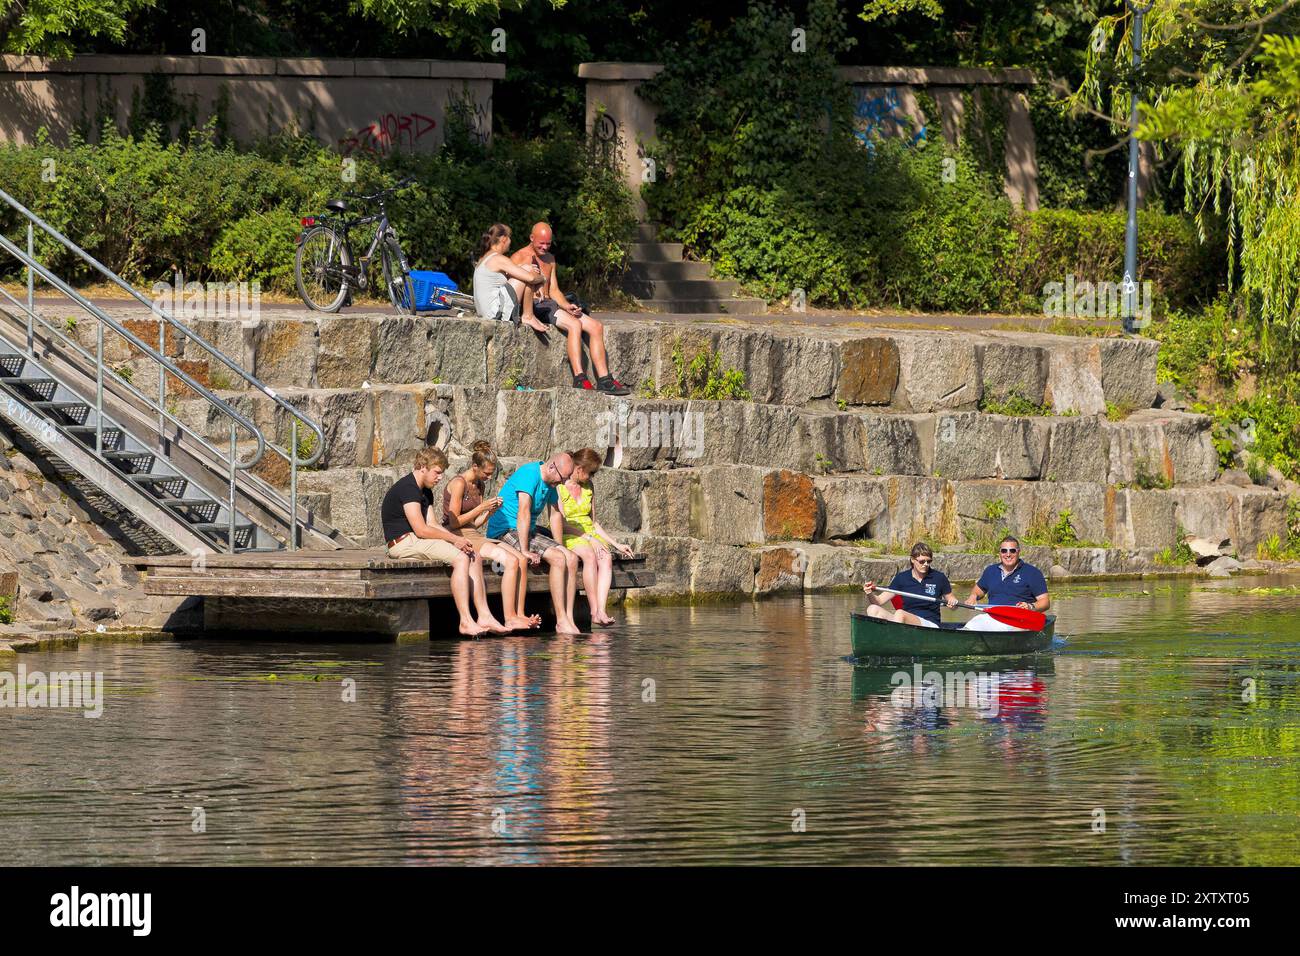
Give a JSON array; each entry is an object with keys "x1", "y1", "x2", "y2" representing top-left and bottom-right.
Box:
[{"x1": 850, "y1": 612, "x2": 1056, "y2": 659}]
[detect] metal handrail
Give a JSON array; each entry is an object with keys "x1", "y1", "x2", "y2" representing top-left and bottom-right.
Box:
[
  {"x1": 0, "y1": 186, "x2": 327, "y2": 550},
  {"x1": 0, "y1": 185, "x2": 326, "y2": 466}
]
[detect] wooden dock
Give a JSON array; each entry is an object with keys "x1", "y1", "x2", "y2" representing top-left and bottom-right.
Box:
[{"x1": 128, "y1": 550, "x2": 656, "y2": 600}]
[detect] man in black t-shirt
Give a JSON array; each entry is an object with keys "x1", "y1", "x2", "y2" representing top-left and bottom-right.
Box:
[
  {"x1": 861, "y1": 542, "x2": 957, "y2": 628},
  {"x1": 380, "y1": 447, "x2": 509, "y2": 637}
]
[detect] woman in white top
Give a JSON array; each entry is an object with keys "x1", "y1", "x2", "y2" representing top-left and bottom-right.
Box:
[{"x1": 472, "y1": 223, "x2": 545, "y2": 323}]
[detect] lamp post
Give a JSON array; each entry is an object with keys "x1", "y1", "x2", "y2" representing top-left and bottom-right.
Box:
[{"x1": 1123, "y1": 1, "x2": 1153, "y2": 334}]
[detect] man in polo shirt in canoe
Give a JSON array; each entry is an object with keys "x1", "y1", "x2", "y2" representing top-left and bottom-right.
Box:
[
  {"x1": 964, "y1": 535, "x2": 1050, "y2": 631},
  {"x1": 380, "y1": 447, "x2": 510, "y2": 637},
  {"x1": 861, "y1": 542, "x2": 957, "y2": 628},
  {"x1": 486, "y1": 453, "x2": 583, "y2": 635}
]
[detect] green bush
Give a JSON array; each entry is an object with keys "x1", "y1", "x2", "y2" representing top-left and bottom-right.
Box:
[
  {"x1": 0, "y1": 594, "x2": 11, "y2": 625},
  {"x1": 0, "y1": 119, "x2": 636, "y2": 299}
]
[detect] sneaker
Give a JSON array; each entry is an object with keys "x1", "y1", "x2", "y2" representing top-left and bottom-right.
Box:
[
  {"x1": 596, "y1": 376, "x2": 631, "y2": 396},
  {"x1": 574, "y1": 373, "x2": 595, "y2": 390}
]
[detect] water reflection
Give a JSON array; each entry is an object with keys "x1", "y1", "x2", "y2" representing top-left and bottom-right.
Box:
[{"x1": 1, "y1": 576, "x2": 1299, "y2": 865}]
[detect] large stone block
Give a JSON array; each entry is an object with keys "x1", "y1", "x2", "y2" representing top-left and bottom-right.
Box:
[
  {"x1": 371, "y1": 387, "x2": 426, "y2": 467},
  {"x1": 284, "y1": 389, "x2": 375, "y2": 469},
  {"x1": 892, "y1": 333, "x2": 981, "y2": 412},
  {"x1": 952, "y1": 479, "x2": 1037, "y2": 545},
  {"x1": 802, "y1": 543, "x2": 885, "y2": 590},
  {"x1": 485, "y1": 321, "x2": 571, "y2": 392},
  {"x1": 1030, "y1": 481, "x2": 1107, "y2": 545},
  {"x1": 699, "y1": 465, "x2": 766, "y2": 546},
  {"x1": 763, "y1": 333, "x2": 838, "y2": 405},
  {"x1": 1167, "y1": 487, "x2": 1237, "y2": 547},
  {"x1": 253, "y1": 319, "x2": 318, "y2": 388},
  {"x1": 296, "y1": 466, "x2": 403, "y2": 546},
  {"x1": 372, "y1": 317, "x2": 433, "y2": 383},
  {"x1": 1106, "y1": 487, "x2": 1178, "y2": 549},
  {"x1": 1108, "y1": 410, "x2": 1218, "y2": 486},
  {"x1": 623, "y1": 533, "x2": 693, "y2": 598},
  {"x1": 814, "y1": 475, "x2": 888, "y2": 539},
  {"x1": 868, "y1": 476, "x2": 959, "y2": 547},
  {"x1": 933, "y1": 412, "x2": 1043, "y2": 480},
  {"x1": 438, "y1": 385, "x2": 497, "y2": 451},
  {"x1": 180, "y1": 318, "x2": 254, "y2": 380},
  {"x1": 551, "y1": 388, "x2": 617, "y2": 460},
  {"x1": 1041, "y1": 416, "x2": 1109, "y2": 483},
  {"x1": 590, "y1": 467, "x2": 646, "y2": 534},
  {"x1": 691, "y1": 542, "x2": 756, "y2": 595},
  {"x1": 1098, "y1": 337, "x2": 1159, "y2": 410},
  {"x1": 754, "y1": 546, "x2": 808, "y2": 593},
  {"x1": 602, "y1": 324, "x2": 660, "y2": 397},
  {"x1": 762, "y1": 469, "x2": 820, "y2": 541},
  {"x1": 1234, "y1": 488, "x2": 1289, "y2": 554},
  {"x1": 836, "y1": 337, "x2": 900, "y2": 406},
  {"x1": 1044, "y1": 341, "x2": 1105, "y2": 415},
  {"x1": 801, "y1": 410, "x2": 869, "y2": 473},
  {"x1": 427, "y1": 318, "x2": 489, "y2": 386},
  {"x1": 639, "y1": 469, "x2": 702, "y2": 539},
  {"x1": 861, "y1": 414, "x2": 928, "y2": 475},
  {"x1": 735, "y1": 403, "x2": 809, "y2": 470},
  {"x1": 495, "y1": 389, "x2": 555, "y2": 461},
  {"x1": 316, "y1": 316, "x2": 375, "y2": 388},
  {"x1": 978, "y1": 340, "x2": 1048, "y2": 405}
]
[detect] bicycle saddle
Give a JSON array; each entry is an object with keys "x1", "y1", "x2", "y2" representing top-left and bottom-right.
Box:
[{"x1": 325, "y1": 199, "x2": 349, "y2": 213}]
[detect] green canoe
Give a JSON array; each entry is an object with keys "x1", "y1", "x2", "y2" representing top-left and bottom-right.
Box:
[{"x1": 850, "y1": 611, "x2": 1056, "y2": 659}]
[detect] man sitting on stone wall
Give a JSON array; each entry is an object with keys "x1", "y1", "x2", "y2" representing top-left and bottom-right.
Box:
[
  {"x1": 379, "y1": 447, "x2": 510, "y2": 637},
  {"x1": 511, "y1": 221, "x2": 631, "y2": 396}
]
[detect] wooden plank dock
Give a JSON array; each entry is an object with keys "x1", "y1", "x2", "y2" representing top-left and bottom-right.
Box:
[{"x1": 128, "y1": 550, "x2": 656, "y2": 600}]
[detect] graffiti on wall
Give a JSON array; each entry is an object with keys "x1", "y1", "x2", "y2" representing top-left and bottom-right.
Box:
[
  {"x1": 446, "y1": 91, "x2": 491, "y2": 146},
  {"x1": 852, "y1": 86, "x2": 926, "y2": 151},
  {"x1": 340, "y1": 112, "x2": 438, "y2": 156}
]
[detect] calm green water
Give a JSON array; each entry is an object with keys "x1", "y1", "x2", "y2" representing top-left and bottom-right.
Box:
[{"x1": 2, "y1": 576, "x2": 1299, "y2": 865}]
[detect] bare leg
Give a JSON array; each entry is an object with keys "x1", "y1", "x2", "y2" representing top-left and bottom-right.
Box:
[
  {"x1": 468, "y1": 558, "x2": 510, "y2": 633},
  {"x1": 516, "y1": 554, "x2": 538, "y2": 627},
  {"x1": 571, "y1": 542, "x2": 601, "y2": 621},
  {"x1": 865, "y1": 604, "x2": 890, "y2": 621},
  {"x1": 516, "y1": 280, "x2": 547, "y2": 333},
  {"x1": 451, "y1": 554, "x2": 487, "y2": 636},
  {"x1": 594, "y1": 548, "x2": 615, "y2": 624},
  {"x1": 487, "y1": 543, "x2": 541, "y2": 629},
  {"x1": 555, "y1": 313, "x2": 586, "y2": 378},
  {"x1": 563, "y1": 548, "x2": 580, "y2": 628},
  {"x1": 579, "y1": 313, "x2": 611, "y2": 378}
]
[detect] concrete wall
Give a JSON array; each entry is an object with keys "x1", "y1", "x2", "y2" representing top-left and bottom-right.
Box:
[
  {"x1": 0, "y1": 55, "x2": 504, "y2": 156},
  {"x1": 580, "y1": 62, "x2": 1041, "y2": 213}
]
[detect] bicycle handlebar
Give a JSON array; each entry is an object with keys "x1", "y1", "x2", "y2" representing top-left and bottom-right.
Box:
[{"x1": 344, "y1": 176, "x2": 418, "y2": 204}]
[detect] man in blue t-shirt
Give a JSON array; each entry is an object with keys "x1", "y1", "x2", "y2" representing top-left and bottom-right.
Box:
[
  {"x1": 486, "y1": 454, "x2": 581, "y2": 635},
  {"x1": 862, "y1": 542, "x2": 956, "y2": 628},
  {"x1": 966, "y1": 535, "x2": 1050, "y2": 611}
]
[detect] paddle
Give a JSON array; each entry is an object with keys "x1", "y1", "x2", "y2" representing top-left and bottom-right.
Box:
[{"x1": 870, "y1": 585, "x2": 1046, "y2": 631}]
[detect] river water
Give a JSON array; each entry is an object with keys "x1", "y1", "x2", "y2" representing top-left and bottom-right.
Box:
[{"x1": 3, "y1": 576, "x2": 1298, "y2": 865}]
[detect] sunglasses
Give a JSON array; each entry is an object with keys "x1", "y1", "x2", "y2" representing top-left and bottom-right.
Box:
[
  {"x1": 913, "y1": 557, "x2": 932, "y2": 564},
  {"x1": 1000, "y1": 548, "x2": 1019, "y2": 554}
]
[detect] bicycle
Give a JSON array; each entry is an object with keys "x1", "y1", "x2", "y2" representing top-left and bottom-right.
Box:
[{"x1": 294, "y1": 176, "x2": 418, "y2": 314}]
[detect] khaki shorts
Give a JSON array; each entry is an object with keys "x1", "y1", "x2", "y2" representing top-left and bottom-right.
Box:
[{"x1": 387, "y1": 533, "x2": 464, "y2": 564}]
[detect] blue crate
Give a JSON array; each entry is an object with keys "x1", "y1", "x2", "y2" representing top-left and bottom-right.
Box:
[{"x1": 408, "y1": 270, "x2": 460, "y2": 311}]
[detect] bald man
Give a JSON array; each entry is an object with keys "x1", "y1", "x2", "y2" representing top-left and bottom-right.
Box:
[{"x1": 511, "y1": 222, "x2": 631, "y2": 396}]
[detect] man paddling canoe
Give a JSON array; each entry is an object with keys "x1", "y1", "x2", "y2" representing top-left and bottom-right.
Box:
[
  {"x1": 862, "y1": 542, "x2": 957, "y2": 628},
  {"x1": 963, "y1": 535, "x2": 1050, "y2": 631}
]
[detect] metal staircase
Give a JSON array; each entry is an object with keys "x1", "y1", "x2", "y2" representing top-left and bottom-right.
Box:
[{"x1": 0, "y1": 186, "x2": 354, "y2": 556}]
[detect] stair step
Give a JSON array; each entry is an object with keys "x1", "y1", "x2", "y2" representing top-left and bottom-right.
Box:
[
  {"x1": 635, "y1": 222, "x2": 661, "y2": 241},
  {"x1": 66, "y1": 425, "x2": 124, "y2": 449},
  {"x1": 627, "y1": 260, "x2": 713, "y2": 280},
  {"x1": 193, "y1": 522, "x2": 257, "y2": 550},
  {"x1": 624, "y1": 278, "x2": 741, "y2": 299},
  {"x1": 0, "y1": 354, "x2": 23, "y2": 375},
  {"x1": 628, "y1": 242, "x2": 685, "y2": 262},
  {"x1": 1, "y1": 375, "x2": 58, "y2": 400},
  {"x1": 104, "y1": 450, "x2": 157, "y2": 474},
  {"x1": 31, "y1": 401, "x2": 90, "y2": 424},
  {"x1": 157, "y1": 497, "x2": 221, "y2": 511},
  {"x1": 129, "y1": 473, "x2": 190, "y2": 498},
  {"x1": 637, "y1": 297, "x2": 769, "y2": 315}
]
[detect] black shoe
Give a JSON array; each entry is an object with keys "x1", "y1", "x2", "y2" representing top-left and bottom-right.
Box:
[
  {"x1": 596, "y1": 375, "x2": 631, "y2": 396},
  {"x1": 574, "y1": 373, "x2": 595, "y2": 391}
]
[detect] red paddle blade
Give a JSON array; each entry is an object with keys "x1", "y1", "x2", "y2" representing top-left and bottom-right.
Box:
[
  {"x1": 891, "y1": 595, "x2": 904, "y2": 610},
  {"x1": 984, "y1": 605, "x2": 1046, "y2": 631}
]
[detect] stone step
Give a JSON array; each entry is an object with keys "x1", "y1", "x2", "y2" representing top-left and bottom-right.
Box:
[
  {"x1": 635, "y1": 222, "x2": 661, "y2": 241},
  {"x1": 637, "y1": 297, "x2": 769, "y2": 315},
  {"x1": 622, "y1": 277, "x2": 741, "y2": 299},
  {"x1": 75, "y1": 309, "x2": 1161, "y2": 415},
  {"x1": 629, "y1": 242, "x2": 685, "y2": 261},
  {"x1": 627, "y1": 260, "x2": 713, "y2": 280},
  {"x1": 181, "y1": 381, "x2": 1219, "y2": 490},
  {"x1": 291, "y1": 455, "x2": 1288, "y2": 562}
]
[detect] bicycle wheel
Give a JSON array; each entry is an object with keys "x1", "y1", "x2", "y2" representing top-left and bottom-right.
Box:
[
  {"x1": 380, "y1": 236, "x2": 416, "y2": 315},
  {"x1": 295, "y1": 225, "x2": 351, "y2": 312}
]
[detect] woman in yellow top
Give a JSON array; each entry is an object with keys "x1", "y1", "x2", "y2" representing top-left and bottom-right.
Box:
[{"x1": 559, "y1": 448, "x2": 634, "y2": 626}]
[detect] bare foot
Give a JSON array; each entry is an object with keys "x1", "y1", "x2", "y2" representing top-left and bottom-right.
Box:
[
  {"x1": 459, "y1": 621, "x2": 487, "y2": 637},
  {"x1": 521, "y1": 313, "x2": 549, "y2": 334},
  {"x1": 555, "y1": 619, "x2": 583, "y2": 636},
  {"x1": 505, "y1": 614, "x2": 542, "y2": 630},
  {"x1": 595, "y1": 614, "x2": 616, "y2": 626},
  {"x1": 478, "y1": 617, "x2": 511, "y2": 634}
]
